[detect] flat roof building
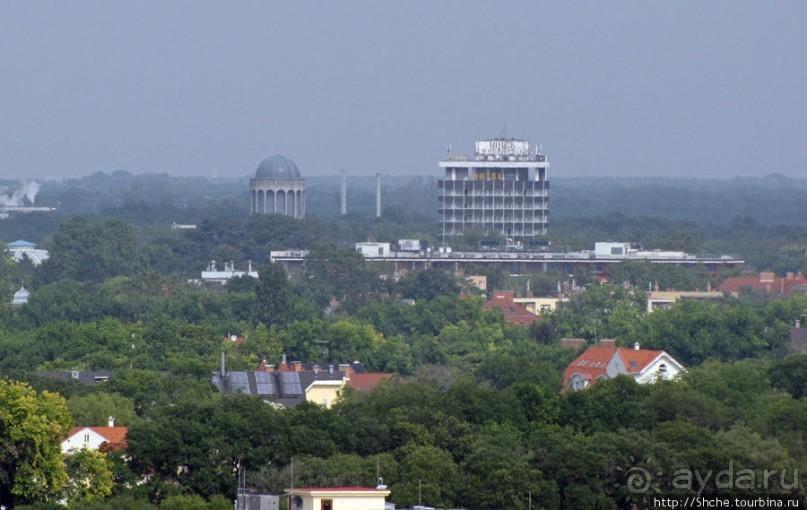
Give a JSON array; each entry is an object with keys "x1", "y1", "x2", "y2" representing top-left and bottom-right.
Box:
[{"x1": 438, "y1": 138, "x2": 549, "y2": 244}]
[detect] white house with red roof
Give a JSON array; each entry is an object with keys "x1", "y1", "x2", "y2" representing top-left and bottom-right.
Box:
[
  {"x1": 563, "y1": 339, "x2": 685, "y2": 391},
  {"x1": 61, "y1": 417, "x2": 128, "y2": 453}
]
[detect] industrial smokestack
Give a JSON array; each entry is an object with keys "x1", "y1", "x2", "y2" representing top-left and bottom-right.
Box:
[
  {"x1": 376, "y1": 173, "x2": 381, "y2": 219},
  {"x1": 341, "y1": 169, "x2": 347, "y2": 215}
]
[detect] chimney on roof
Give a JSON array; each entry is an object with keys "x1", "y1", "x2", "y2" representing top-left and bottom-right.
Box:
[
  {"x1": 339, "y1": 363, "x2": 352, "y2": 378},
  {"x1": 108, "y1": 416, "x2": 115, "y2": 427},
  {"x1": 220, "y1": 351, "x2": 226, "y2": 377},
  {"x1": 796, "y1": 320, "x2": 801, "y2": 329},
  {"x1": 599, "y1": 339, "x2": 616, "y2": 348},
  {"x1": 292, "y1": 361, "x2": 302, "y2": 372},
  {"x1": 329, "y1": 364, "x2": 334, "y2": 375},
  {"x1": 633, "y1": 342, "x2": 640, "y2": 350}
]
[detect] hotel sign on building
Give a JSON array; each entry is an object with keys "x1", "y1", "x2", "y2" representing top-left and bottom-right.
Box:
[{"x1": 475, "y1": 139, "x2": 531, "y2": 157}]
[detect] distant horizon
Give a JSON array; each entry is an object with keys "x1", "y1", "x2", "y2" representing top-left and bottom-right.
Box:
[{"x1": 3, "y1": 170, "x2": 805, "y2": 184}]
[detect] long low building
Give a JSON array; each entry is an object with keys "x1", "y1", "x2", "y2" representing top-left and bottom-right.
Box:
[{"x1": 270, "y1": 243, "x2": 743, "y2": 276}]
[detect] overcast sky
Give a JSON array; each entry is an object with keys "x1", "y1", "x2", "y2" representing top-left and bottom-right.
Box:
[{"x1": 1, "y1": 1, "x2": 804, "y2": 181}]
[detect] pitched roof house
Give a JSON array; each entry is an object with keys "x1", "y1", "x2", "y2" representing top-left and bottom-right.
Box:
[
  {"x1": 61, "y1": 418, "x2": 128, "y2": 453},
  {"x1": 563, "y1": 339, "x2": 686, "y2": 391},
  {"x1": 213, "y1": 359, "x2": 393, "y2": 408}
]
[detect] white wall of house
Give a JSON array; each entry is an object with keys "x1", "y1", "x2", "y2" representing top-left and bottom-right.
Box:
[{"x1": 61, "y1": 428, "x2": 108, "y2": 453}]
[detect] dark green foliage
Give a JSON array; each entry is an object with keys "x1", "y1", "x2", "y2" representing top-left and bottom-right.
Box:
[
  {"x1": 299, "y1": 244, "x2": 382, "y2": 313},
  {"x1": 768, "y1": 354, "x2": 807, "y2": 399},
  {"x1": 36, "y1": 217, "x2": 142, "y2": 285},
  {"x1": 395, "y1": 268, "x2": 460, "y2": 301},
  {"x1": 254, "y1": 262, "x2": 292, "y2": 329}
]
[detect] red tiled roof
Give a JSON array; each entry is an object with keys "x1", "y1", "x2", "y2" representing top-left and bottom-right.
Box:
[
  {"x1": 66, "y1": 426, "x2": 128, "y2": 451},
  {"x1": 562, "y1": 345, "x2": 616, "y2": 386},
  {"x1": 617, "y1": 348, "x2": 663, "y2": 374},
  {"x1": 482, "y1": 291, "x2": 541, "y2": 325},
  {"x1": 720, "y1": 272, "x2": 807, "y2": 297},
  {"x1": 346, "y1": 373, "x2": 395, "y2": 392}
]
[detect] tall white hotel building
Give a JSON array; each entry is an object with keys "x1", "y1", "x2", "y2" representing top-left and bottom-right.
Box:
[{"x1": 438, "y1": 138, "x2": 549, "y2": 245}]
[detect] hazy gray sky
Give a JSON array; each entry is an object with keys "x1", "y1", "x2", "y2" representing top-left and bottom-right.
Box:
[{"x1": 1, "y1": 1, "x2": 804, "y2": 180}]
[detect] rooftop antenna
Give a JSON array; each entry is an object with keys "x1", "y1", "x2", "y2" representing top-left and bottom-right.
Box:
[
  {"x1": 446, "y1": 143, "x2": 452, "y2": 159},
  {"x1": 501, "y1": 122, "x2": 507, "y2": 139}
]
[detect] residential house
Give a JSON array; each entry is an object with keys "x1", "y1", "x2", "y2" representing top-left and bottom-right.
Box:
[
  {"x1": 513, "y1": 294, "x2": 567, "y2": 315},
  {"x1": 61, "y1": 417, "x2": 128, "y2": 454},
  {"x1": 213, "y1": 358, "x2": 393, "y2": 409},
  {"x1": 482, "y1": 291, "x2": 541, "y2": 325},
  {"x1": 563, "y1": 339, "x2": 686, "y2": 391}
]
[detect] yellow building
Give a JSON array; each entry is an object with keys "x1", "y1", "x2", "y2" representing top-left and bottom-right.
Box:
[
  {"x1": 645, "y1": 290, "x2": 723, "y2": 313},
  {"x1": 288, "y1": 487, "x2": 391, "y2": 510},
  {"x1": 512, "y1": 295, "x2": 566, "y2": 315},
  {"x1": 305, "y1": 379, "x2": 345, "y2": 408}
]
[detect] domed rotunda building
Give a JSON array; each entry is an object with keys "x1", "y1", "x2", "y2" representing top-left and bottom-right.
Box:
[{"x1": 250, "y1": 155, "x2": 306, "y2": 218}]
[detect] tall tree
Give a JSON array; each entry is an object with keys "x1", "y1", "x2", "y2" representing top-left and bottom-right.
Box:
[
  {"x1": 0, "y1": 380, "x2": 72, "y2": 506},
  {"x1": 254, "y1": 262, "x2": 292, "y2": 329}
]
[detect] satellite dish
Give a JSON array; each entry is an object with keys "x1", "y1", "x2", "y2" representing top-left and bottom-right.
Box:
[{"x1": 292, "y1": 496, "x2": 303, "y2": 509}]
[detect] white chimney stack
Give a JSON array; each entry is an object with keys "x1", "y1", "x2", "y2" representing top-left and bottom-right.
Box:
[
  {"x1": 108, "y1": 416, "x2": 115, "y2": 427},
  {"x1": 633, "y1": 342, "x2": 640, "y2": 350}
]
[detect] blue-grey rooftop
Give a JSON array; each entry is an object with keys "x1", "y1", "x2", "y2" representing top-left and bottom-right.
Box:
[{"x1": 254, "y1": 155, "x2": 301, "y2": 179}]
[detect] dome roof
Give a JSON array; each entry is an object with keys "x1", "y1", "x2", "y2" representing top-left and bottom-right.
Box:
[{"x1": 254, "y1": 155, "x2": 301, "y2": 179}]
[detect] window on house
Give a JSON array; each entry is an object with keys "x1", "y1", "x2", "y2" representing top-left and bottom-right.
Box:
[{"x1": 84, "y1": 434, "x2": 90, "y2": 443}]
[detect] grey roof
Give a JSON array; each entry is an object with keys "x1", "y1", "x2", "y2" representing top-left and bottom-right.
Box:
[
  {"x1": 255, "y1": 155, "x2": 301, "y2": 179},
  {"x1": 35, "y1": 370, "x2": 111, "y2": 384},
  {"x1": 212, "y1": 369, "x2": 345, "y2": 408}
]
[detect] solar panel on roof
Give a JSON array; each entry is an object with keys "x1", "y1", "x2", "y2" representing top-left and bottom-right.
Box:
[
  {"x1": 629, "y1": 361, "x2": 639, "y2": 368},
  {"x1": 254, "y1": 372, "x2": 276, "y2": 396},
  {"x1": 230, "y1": 372, "x2": 251, "y2": 394},
  {"x1": 279, "y1": 371, "x2": 303, "y2": 396}
]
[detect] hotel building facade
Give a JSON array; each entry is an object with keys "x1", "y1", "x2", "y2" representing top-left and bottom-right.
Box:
[{"x1": 438, "y1": 138, "x2": 549, "y2": 245}]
